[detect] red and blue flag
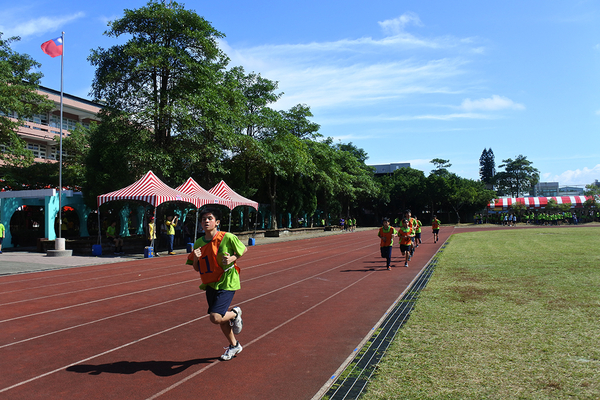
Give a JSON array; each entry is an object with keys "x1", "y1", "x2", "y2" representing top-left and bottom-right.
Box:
[{"x1": 41, "y1": 37, "x2": 63, "y2": 58}]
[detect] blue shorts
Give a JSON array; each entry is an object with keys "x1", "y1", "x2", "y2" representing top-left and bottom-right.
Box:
[
  {"x1": 205, "y1": 286, "x2": 235, "y2": 316},
  {"x1": 380, "y1": 246, "x2": 392, "y2": 260},
  {"x1": 400, "y1": 244, "x2": 411, "y2": 254}
]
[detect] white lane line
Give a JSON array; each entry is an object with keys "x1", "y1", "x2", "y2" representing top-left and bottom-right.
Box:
[
  {"x1": 0, "y1": 245, "x2": 376, "y2": 395},
  {"x1": 147, "y1": 253, "x2": 377, "y2": 399},
  {"x1": 0, "y1": 264, "x2": 181, "y2": 295},
  {"x1": 0, "y1": 293, "x2": 201, "y2": 349},
  {"x1": 0, "y1": 271, "x2": 189, "y2": 307},
  {"x1": 0, "y1": 279, "x2": 197, "y2": 324},
  {"x1": 1, "y1": 243, "x2": 373, "y2": 348}
]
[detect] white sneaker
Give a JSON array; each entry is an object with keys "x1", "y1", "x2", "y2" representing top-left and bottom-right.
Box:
[
  {"x1": 230, "y1": 306, "x2": 243, "y2": 334},
  {"x1": 221, "y1": 342, "x2": 242, "y2": 361}
]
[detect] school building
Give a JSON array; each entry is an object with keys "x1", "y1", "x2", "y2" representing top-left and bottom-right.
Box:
[
  {"x1": 0, "y1": 86, "x2": 103, "y2": 249},
  {"x1": 0, "y1": 85, "x2": 103, "y2": 163}
]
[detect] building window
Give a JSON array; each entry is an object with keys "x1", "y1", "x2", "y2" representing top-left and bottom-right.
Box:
[
  {"x1": 47, "y1": 146, "x2": 66, "y2": 160},
  {"x1": 27, "y1": 143, "x2": 47, "y2": 159},
  {"x1": 50, "y1": 115, "x2": 78, "y2": 132}
]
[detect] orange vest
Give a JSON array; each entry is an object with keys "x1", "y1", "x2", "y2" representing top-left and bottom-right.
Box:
[
  {"x1": 432, "y1": 219, "x2": 440, "y2": 229},
  {"x1": 378, "y1": 226, "x2": 395, "y2": 247},
  {"x1": 399, "y1": 227, "x2": 412, "y2": 245},
  {"x1": 190, "y1": 231, "x2": 239, "y2": 284}
]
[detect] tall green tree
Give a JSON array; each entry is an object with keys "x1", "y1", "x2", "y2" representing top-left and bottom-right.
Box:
[
  {"x1": 479, "y1": 148, "x2": 495, "y2": 184},
  {"x1": 87, "y1": 1, "x2": 236, "y2": 189},
  {"x1": 0, "y1": 34, "x2": 53, "y2": 168},
  {"x1": 430, "y1": 158, "x2": 452, "y2": 176},
  {"x1": 584, "y1": 182, "x2": 600, "y2": 197},
  {"x1": 495, "y1": 155, "x2": 539, "y2": 197},
  {"x1": 256, "y1": 132, "x2": 314, "y2": 229},
  {"x1": 332, "y1": 142, "x2": 377, "y2": 219}
]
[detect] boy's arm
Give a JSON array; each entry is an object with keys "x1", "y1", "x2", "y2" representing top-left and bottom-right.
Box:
[
  {"x1": 191, "y1": 247, "x2": 201, "y2": 272},
  {"x1": 222, "y1": 244, "x2": 246, "y2": 266},
  {"x1": 221, "y1": 234, "x2": 247, "y2": 266}
]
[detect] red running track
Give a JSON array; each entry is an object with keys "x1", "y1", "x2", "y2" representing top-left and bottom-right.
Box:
[{"x1": 0, "y1": 227, "x2": 452, "y2": 400}]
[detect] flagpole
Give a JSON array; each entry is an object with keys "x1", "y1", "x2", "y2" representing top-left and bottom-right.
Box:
[{"x1": 58, "y1": 31, "x2": 64, "y2": 239}]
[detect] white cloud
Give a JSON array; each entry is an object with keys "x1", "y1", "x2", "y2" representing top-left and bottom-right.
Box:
[
  {"x1": 0, "y1": 12, "x2": 85, "y2": 39},
  {"x1": 545, "y1": 164, "x2": 600, "y2": 186},
  {"x1": 220, "y1": 12, "x2": 489, "y2": 125},
  {"x1": 378, "y1": 12, "x2": 423, "y2": 36},
  {"x1": 460, "y1": 95, "x2": 525, "y2": 111}
]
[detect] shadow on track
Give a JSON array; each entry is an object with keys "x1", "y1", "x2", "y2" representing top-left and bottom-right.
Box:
[{"x1": 66, "y1": 357, "x2": 219, "y2": 377}]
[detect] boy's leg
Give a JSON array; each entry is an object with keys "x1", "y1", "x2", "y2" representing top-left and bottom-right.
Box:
[
  {"x1": 206, "y1": 288, "x2": 240, "y2": 346},
  {"x1": 211, "y1": 311, "x2": 238, "y2": 346},
  {"x1": 386, "y1": 246, "x2": 392, "y2": 269}
]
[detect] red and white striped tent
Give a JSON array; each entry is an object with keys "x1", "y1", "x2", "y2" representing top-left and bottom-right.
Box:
[
  {"x1": 208, "y1": 180, "x2": 258, "y2": 210},
  {"x1": 175, "y1": 177, "x2": 232, "y2": 209},
  {"x1": 97, "y1": 171, "x2": 201, "y2": 208},
  {"x1": 488, "y1": 195, "x2": 592, "y2": 211}
]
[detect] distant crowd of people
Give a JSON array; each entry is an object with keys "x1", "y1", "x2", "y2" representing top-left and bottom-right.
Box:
[{"x1": 475, "y1": 210, "x2": 600, "y2": 226}]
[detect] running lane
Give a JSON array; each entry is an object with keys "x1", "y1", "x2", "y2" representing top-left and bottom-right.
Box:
[{"x1": 0, "y1": 227, "x2": 451, "y2": 399}]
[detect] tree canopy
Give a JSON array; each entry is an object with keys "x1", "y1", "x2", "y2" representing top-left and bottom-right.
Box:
[
  {"x1": 0, "y1": 2, "x2": 530, "y2": 227},
  {"x1": 0, "y1": 34, "x2": 53, "y2": 168},
  {"x1": 495, "y1": 155, "x2": 539, "y2": 197},
  {"x1": 479, "y1": 148, "x2": 495, "y2": 184}
]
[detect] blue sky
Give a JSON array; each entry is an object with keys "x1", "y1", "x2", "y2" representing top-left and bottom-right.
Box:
[{"x1": 2, "y1": 0, "x2": 600, "y2": 186}]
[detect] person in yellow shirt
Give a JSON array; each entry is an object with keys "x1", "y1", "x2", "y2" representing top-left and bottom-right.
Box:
[
  {"x1": 148, "y1": 217, "x2": 159, "y2": 257},
  {"x1": 165, "y1": 215, "x2": 179, "y2": 255}
]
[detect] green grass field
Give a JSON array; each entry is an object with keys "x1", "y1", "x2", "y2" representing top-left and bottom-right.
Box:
[{"x1": 361, "y1": 227, "x2": 600, "y2": 400}]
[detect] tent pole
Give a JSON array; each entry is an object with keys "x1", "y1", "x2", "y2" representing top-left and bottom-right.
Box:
[
  {"x1": 194, "y1": 208, "x2": 199, "y2": 242},
  {"x1": 229, "y1": 209, "x2": 232, "y2": 232},
  {"x1": 253, "y1": 206, "x2": 258, "y2": 238},
  {"x1": 97, "y1": 208, "x2": 101, "y2": 245}
]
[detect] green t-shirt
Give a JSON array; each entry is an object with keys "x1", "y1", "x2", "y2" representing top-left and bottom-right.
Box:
[
  {"x1": 193, "y1": 232, "x2": 246, "y2": 291},
  {"x1": 0, "y1": 223, "x2": 5, "y2": 237},
  {"x1": 106, "y1": 225, "x2": 117, "y2": 238}
]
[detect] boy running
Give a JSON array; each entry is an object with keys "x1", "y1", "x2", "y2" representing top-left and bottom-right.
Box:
[
  {"x1": 403, "y1": 210, "x2": 417, "y2": 259},
  {"x1": 398, "y1": 219, "x2": 413, "y2": 267},
  {"x1": 378, "y1": 217, "x2": 396, "y2": 270},
  {"x1": 413, "y1": 215, "x2": 422, "y2": 247},
  {"x1": 188, "y1": 207, "x2": 246, "y2": 361},
  {"x1": 432, "y1": 215, "x2": 441, "y2": 243}
]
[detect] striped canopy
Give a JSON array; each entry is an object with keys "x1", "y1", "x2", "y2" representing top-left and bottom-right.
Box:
[
  {"x1": 97, "y1": 171, "x2": 201, "y2": 208},
  {"x1": 488, "y1": 195, "x2": 592, "y2": 210},
  {"x1": 176, "y1": 178, "x2": 232, "y2": 209},
  {"x1": 208, "y1": 180, "x2": 258, "y2": 210}
]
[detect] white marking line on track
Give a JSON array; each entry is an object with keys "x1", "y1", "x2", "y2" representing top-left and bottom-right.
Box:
[
  {"x1": 0, "y1": 245, "x2": 376, "y2": 395},
  {"x1": 0, "y1": 293, "x2": 201, "y2": 349},
  {"x1": 1, "y1": 242, "x2": 374, "y2": 351},
  {"x1": 0, "y1": 279, "x2": 197, "y2": 324},
  {"x1": 242, "y1": 239, "x2": 366, "y2": 271},
  {"x1": 0, "y1": 270, "x2": 189, "y2": 307},
  {"x1": 146, "y1": 252, "x2": 377, "y2": 400},
  {"x1": 0, "y1": 264, "x2": 182, "y2": 295},
  {"x1": 0, "y1": 314, "x2": 210, "y2": 395},
  {"x1": 0, "y1": 260, "x2": 167, "y2": 286}
]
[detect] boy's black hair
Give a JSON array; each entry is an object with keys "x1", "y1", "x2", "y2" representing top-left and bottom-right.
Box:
[
  {"x1": 382, "y1": 217, "x2": 390, "y2": 222},
  {"x1": 200, "y1": 207, "x2": 221, "y2": 221}
]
